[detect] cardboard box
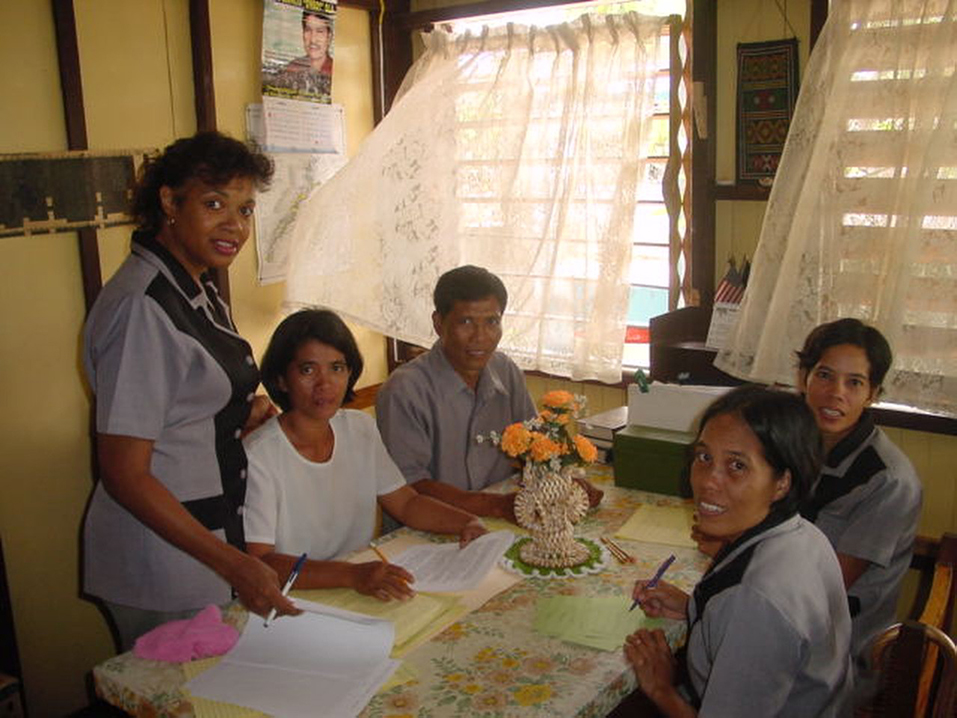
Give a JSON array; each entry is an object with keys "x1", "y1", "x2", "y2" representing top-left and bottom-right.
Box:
[
  {"x1": 627, "y1": 383, "x2": 731, "y2": 433},
  {"x1": 613, "y1": 424, "x2": 695, "y2": 496}
]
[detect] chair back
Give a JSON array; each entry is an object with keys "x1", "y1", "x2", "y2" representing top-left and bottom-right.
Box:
[{"x1": 856, "y1": 621, "x2": 957, "y2": 718}]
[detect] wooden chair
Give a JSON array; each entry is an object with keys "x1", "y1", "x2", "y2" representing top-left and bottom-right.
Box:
[
  {"x1": 856, "y1": 533, "x2": 957, "y2": 718},
  {"x1": 856, "y1": 621, "x2": 957, "y2": 718}
]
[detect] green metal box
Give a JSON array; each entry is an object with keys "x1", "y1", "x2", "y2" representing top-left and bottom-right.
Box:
[{"x1": 613, "y1": 424, "x2": 695, "y2": 496}]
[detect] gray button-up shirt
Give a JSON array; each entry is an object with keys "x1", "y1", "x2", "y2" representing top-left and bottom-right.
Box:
[{"x1": 376, "y1": 342, "x2": 536, "y2": 491}]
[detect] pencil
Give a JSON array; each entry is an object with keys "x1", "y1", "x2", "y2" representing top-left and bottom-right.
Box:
[
  {"x1": 372, "y1": 545, "x2": 389, "y2": 563},
  {"x1": 606, "y1": 537, "x2": 636, "y2": 564},
  {"x1": 601, "y1": 536, "x2": 630, "y2": 564}
]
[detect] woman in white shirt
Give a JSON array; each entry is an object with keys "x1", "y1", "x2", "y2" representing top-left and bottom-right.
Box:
[{"x1": 243, "y1": 309, "x2": 486, "y2": 601}]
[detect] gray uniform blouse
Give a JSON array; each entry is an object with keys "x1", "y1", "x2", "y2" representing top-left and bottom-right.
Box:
[
  {"x1": 802, "y1": 413, "x2": 923, "y2": 662},
  {"x1": 83, "y1": 232, "x2": 259, "y2": 611},
  {"x1": 376, "y1": 342, "x2": 536, "y2": 491},
  {"x1": 686, "y1": 513, "x2": 853, "y2": 717}
]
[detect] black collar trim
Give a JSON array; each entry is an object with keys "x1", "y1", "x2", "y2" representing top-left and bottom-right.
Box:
[
  {"x1": 825, "y1": 411, "x2": 876, "y2": 468},
  {"x1": 132, "y1": 230, "x2": 204, "y2": 300},
  {"x1": 801, "y1": 444, "x2": 886, "y2": 522},
  {"x1": 692, "y1": 509, "x2": 793, "y2": 622}
]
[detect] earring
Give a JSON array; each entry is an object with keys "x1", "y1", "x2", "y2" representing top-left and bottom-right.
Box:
[{"x1": 167, "y1": 215, "x2": 176, "y2": 226}]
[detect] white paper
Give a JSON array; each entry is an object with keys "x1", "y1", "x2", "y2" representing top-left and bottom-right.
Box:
[
  {"x1": 186, "y1": 599, "x2": 398, "y2": 718},
  {"x1": 391, "y1": 530, "x2": 515, "y2": 592},
  {"x1": 705, "y1": 302, "x2": 741, "y2": 350},
  {"x1": 627, "y1": 382, "x2": 732, "y2": 433}
]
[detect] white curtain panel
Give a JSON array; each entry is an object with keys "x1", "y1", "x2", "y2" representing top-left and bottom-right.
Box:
[
  {"x1": 715, "y1": 0, "x2": 957, "y2": 416},
  {"x1": 283, "y1": 12, "x2": 666, "y2": 383}
]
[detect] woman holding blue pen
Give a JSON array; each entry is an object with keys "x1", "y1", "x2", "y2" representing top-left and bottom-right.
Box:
[{"x1": 619, "y1": 386, "x2": 853, "y2": 717}]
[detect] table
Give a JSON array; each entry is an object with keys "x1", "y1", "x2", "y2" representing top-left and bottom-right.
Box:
[{"x1": 93, "y1": 473, "x2": 709, "y2": 717}]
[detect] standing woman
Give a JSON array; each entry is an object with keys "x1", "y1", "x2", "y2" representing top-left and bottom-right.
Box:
[
  {"x1": 624, "y1": 386, "x2": 852, "y2": 717},
  {"x1": 83, "y1": 131, "x2": 296, "y2": 651},
  {"x1": 797, "y1": 318, "x2": 922, "y2": 666}
]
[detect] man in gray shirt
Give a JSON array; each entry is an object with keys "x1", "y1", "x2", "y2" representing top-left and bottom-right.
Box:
[{"x1": 376, "y1": 265, "x2": 602, "y2": 520}]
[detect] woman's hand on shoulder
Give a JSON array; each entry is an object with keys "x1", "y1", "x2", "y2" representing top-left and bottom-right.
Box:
[
  {"x1": 224, "y1": 551, "x2": 300, "y2": 618},
  {"x1": 459, "y1": 517, "x2": 488, "y2": 547},
  {"x1": 242, "y1": 395, "x2": 278, "y2": 437},
  {"x1": 631, "y1": 579, "x2": 688, "y2": 620},
  {"x1": 351, "y1": 561, "x2": 416, "y2": 601}
]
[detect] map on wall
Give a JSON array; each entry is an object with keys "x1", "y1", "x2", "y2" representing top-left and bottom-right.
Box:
[
  {"x1": 246, "y1": 103, "x2": 347, "y2": 284},
  {"x1": 0, "y1": 151, "x2": 145, "y2": 237},
  {"x1": 253, "y1": 151, "x2": 347, "y2": 284}
]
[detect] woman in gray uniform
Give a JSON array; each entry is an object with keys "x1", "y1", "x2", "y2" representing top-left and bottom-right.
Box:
[
  {"x1": 83, "y1": 132, "x2": 296, "y2": 650},
  {"x1": 624, "y1": 386, "x2": 852, "y2": 717},
  {"x1": 797, "y1": 319, "x2": 922, "y2": 667}
]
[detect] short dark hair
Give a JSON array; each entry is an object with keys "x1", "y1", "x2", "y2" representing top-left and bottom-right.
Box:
[
  {"x1": 695, "y1": 385, "x2": 823, "y2": 518},
  {"x1": 260, "y1": 309, "x2": 364, "y2": 411},
  {"x1": 433, "y1": 265, "x2": 508, "y2": 316},
  {"x1": 302, "y1": 9, "x2": 332, "y2": 31},
  {"x1": 131, "y1": 131, "x2": 273, "y2": 233},
  {"x1": 796, "y1": 318, "x2": 892, "y2": 388}
]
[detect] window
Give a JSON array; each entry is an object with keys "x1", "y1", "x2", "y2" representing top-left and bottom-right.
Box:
[
  {"x1": 449, "y1": 0, "x2": 691, "y2": 370},
  {"x1": 285, "y1": 2, "x2": 683, "y2": 382},
  {"x1": 715, "y1": 0, "x2": 957, "y2": 416}
]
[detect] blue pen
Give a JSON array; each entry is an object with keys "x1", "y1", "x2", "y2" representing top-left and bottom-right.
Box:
[
  {"x1": 629, "y1": 554, "x2": 676, "y2": 612},
  {"x1": 264, "y1": 552, "x2": 307, "y2": 627}
]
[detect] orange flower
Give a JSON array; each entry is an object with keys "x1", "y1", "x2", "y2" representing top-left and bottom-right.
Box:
[
  {"x1": 541, "y1": 390, "x2": 575, "y2": 410},
  {"x1": 573, "y1": 434, "x2": 598, "y2": 463},
  {"x1": 500, "y1": 423, "x2": 532, "y2": 457},
  {"x1": 529, "y1": 433, "x2": 562, "y2": 462}
]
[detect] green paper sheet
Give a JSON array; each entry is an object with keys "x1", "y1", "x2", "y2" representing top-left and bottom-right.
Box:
[{"x1": 534, "y1": 595, "x2": 667, "y2": 651}]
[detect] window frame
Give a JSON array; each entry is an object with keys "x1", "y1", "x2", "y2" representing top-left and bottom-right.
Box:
[{"x1": 384, "y1": 1, "x2": 700, "y2": 376}]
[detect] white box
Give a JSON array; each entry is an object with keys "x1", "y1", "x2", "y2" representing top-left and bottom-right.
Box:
[{"x1": 627, "y1": 383, "x2": 732, "y2": 433}]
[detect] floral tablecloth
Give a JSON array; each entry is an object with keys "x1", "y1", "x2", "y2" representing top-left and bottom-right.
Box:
[{"x1": 93, "y1": 469, "x2": 709, "y2": 718}]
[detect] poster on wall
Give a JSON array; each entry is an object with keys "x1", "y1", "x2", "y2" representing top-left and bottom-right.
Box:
[{"x1": 262, "y1": 0, "x2": 337, "y2": 105}]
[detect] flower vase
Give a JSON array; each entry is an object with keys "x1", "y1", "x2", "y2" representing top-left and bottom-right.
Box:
[{"x1": 513, "y1": 463, "x2": 590, "y2": 567}]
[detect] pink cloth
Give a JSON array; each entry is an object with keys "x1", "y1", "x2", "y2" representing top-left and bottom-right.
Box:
[{"x1": 133, "y1": 604, "x2": 238, "y2": 662}]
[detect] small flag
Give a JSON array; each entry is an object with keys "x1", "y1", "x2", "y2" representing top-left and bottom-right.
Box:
[{"x1": 714, "y1": 258, "x2": 747, "y2": 305}]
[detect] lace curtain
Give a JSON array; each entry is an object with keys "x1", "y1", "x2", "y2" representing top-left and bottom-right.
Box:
[
  {"x1": 715, "y1": 0, "x2": 957, "y2": 416},
  {"x1": 283, "y1": 13, "x2": 667, "y2": 383}
]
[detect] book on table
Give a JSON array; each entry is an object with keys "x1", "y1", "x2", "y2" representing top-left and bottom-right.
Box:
[{"x1": 579, "y1": 405, "x2": 627, "y2": 442}]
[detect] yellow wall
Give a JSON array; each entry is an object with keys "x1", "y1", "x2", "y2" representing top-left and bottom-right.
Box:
[{"x1": 0, "y1": 2, "x2": 377, "y2": 714}]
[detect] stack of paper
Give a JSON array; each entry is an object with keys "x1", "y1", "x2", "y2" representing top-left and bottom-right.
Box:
[
  {"x1": 186, "y1": 599, "x2": 399, "y2": 718},
  {"x1": 390, "y1": 530, "x2": 515, "y2": 592},
  {"x1": 294, "y1": 588, "x2": 467, "y2": 656},
  {"x1": 534, "y1": 595, "x2": 667, "y2": 651}
]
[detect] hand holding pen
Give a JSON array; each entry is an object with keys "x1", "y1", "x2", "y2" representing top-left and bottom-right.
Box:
[
  {"x1": 352, "y1": 545, "x2": 415, "y2": 602},
  {"x1": 264, "y1": 552, "x2": 307, "y2": 627},
  {"x1": 630, "y1": 554, "x2": 689, "y2": 619}
]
